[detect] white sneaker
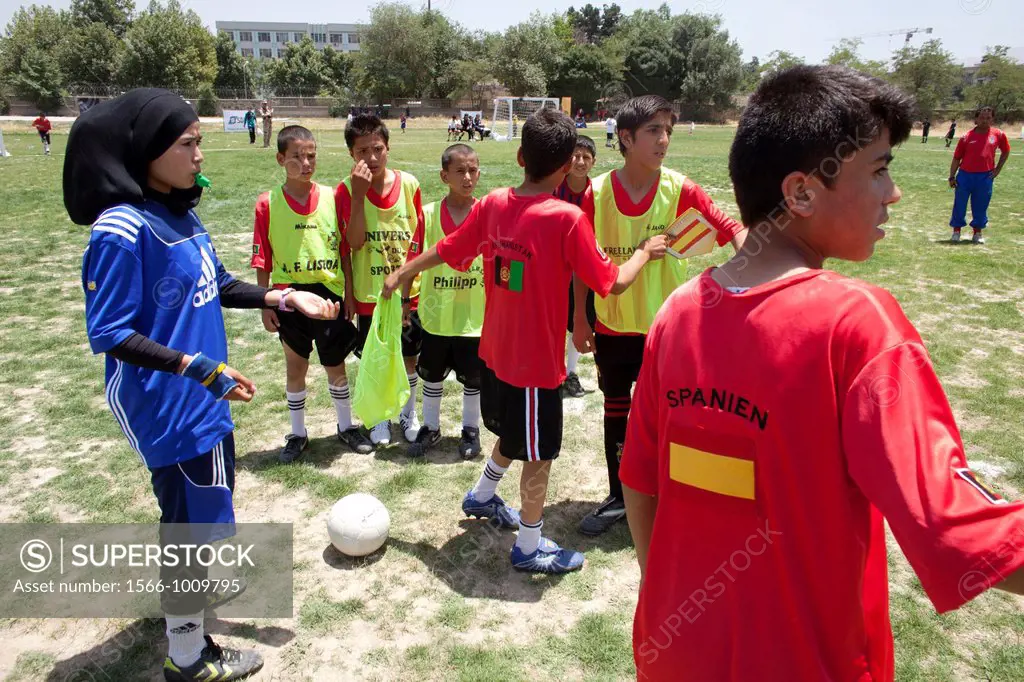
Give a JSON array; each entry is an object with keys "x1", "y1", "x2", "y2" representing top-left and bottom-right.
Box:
[
  {"x1": 370, "y1": 421, "x2": 391, "y2": 446},
  {"x1": 950, "y1": 230, "x2": 961, "y2": 243},
  {"x1": 972, "y1": 230, "x2": 985, "y2": 245},
  {"x1": 400, "y1": 412, "x2": 420, "y2": 443}
]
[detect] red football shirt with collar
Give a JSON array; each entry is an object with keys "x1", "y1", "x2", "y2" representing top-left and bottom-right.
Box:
[
  {"x1": 553, "y1": 176, "x2": 592, "y2": 207},
  {"x1": 954, "y1": 127, "x2": 1011, "y2": 173},
  {"x1": 32, "y1": 116, "x2": 51, "y2": 133},
  {"x1": 335, "y1": 170, "x2": 424, "y2": 314},
  {"x1": 582, "y1": 169, "x2": 742, "y2": 336},
  {"x1": 436, "y1": 188, "x2": 618, "y2": 389},
  {"x1": 251, "y1": 183, "x2": 349, "y2": 289},
  {"x1": 620, "y1": 268, "x2": 1024, "y2": 682}
]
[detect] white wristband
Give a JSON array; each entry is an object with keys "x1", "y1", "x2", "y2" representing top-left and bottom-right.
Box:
[{"x1": 278, "y1": 288, "x2": 295, "y2": 312}]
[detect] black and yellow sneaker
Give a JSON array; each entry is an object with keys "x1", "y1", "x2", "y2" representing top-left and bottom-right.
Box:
[{"x1": 164, "y1": 635, "x2": 264, "y2": 681}]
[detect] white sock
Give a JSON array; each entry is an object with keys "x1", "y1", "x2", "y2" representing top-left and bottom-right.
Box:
[
  {"x1": 166, "y1": 613, "x2": 205, "y2": 667},
  {"x1": 463, "y1": 387, "x2": 481, "y2": 429},
  {"x1": 515, "y1": 518, "x2": 543, "y2": 554},
  {"x1": 566, "y1": 334, "x2": 580, "y2": 374},
  {"x1": 422, "y1": 380, "x2": 443, "y2": 431},
  {"x1": 329, "y1": 383, "x2": 352, "y2": 431},
  {"x1": 472, "y1": 457, "x2": 508, "y2": 502},
  {"x1": 286, "y1": 390, "x2": 307, "y2": 437},
  {"x1": 402, "y1": 372, "x2": 418, "y2": 419}
]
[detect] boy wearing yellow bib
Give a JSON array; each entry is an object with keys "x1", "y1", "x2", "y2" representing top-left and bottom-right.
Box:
[
  {"x1": 572, "y1": 96, "x2": 746, "y2": 535},
  {"x1": 252, "y1": 126, "x2": 372, "y2": 463},
  {"x1": 402, "y1": 144, "x2": 485, "y2": 459},
  {"x1": 339, "y1": 114, "x2": 424, "y2": 447}
]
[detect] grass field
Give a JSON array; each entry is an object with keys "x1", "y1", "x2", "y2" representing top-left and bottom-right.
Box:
[{"x1": 1, "y1": 120, "x2": 1023, "y2": 681}]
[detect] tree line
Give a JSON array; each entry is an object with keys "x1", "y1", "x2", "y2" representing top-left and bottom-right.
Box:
[{"x1": 2, "y1": 0, "x2": 1022, "y2": 120}]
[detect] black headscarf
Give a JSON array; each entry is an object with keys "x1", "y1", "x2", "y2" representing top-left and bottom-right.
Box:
[{"x1": 63, "y1": 88, "x2": 202, "y2": 225}]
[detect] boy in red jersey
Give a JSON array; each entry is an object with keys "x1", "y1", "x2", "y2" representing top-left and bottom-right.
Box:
[
  {"x1": 32, "y1": 112, "x2": 52, "y2": 155},
  {"x1": 621, "y1": 65, "x2": 1024, "y2": 682},
  {"x1": 572, "y1": 95, "x2": 745, "y2": 537},
  {"x1": 553, "y1": 135, "x2": 597, "y2": 398},
  {"x1": 947, "y1": 105, "x2": 1011, "y2": 244},
  {"x1": 383, "y1": 109, "x2": 667, "y2": 573}
]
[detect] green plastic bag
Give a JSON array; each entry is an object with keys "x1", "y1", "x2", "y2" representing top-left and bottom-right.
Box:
[{"x1": 353, "y1": 295, "x2": 410, "y2": 426}]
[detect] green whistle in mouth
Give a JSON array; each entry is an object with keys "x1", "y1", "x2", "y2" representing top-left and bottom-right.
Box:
[{"x1": 195, "y1": 173, "x2": 211, "y2": 188}]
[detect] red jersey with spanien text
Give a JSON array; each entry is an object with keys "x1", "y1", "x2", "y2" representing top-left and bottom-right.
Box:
[
  {"x1": 621, "y1": 268, "x2": 1024, "y2": 682},
  {"x1": 436, "y1": 188, "x2": 618, "y2": 389}
]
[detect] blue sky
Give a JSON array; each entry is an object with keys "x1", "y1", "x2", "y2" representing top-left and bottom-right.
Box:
[{"x1": 2, "y1": 0, "x2": 1021, "y2": 65}]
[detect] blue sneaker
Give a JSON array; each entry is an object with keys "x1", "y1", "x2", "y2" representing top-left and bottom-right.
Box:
[
  {"x1": 461, "y1": 491, "x2": 520, "y2": 529},
  {"x1": 511, "y1": 537, "x2": 585, "y2": 574}
]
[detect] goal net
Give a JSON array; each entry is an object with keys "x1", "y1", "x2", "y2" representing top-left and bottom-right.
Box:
[{"x1": 490, "y1": 97, "x2": 560, "y2": 141}]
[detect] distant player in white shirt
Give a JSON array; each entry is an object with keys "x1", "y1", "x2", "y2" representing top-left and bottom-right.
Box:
[{"x1": 605, "y1": 115, "x2": 617, "y2": 148}]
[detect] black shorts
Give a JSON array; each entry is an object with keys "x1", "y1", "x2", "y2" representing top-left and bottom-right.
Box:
[
  {"x1": 567, "y1": 283, "x2": 597, "y2": 333},
  {"x1": 418, "y1": 330, "x2": 482, "y2": 388},
  {"x1": 595, "y1": 332, "x2": 646, "y2": 397},
  {"x1": 277, "y1": 283, "x2": 357, "y2": 367},
  {"x1": 481, "y1": 366, "x2": 562, "y2": 461},
  {"x1": 606, "y1": 132, "x2": 614, "y2": 141},
  {"x1": 356, "y1": 309, "x2": 422, "y2": 359},
  {"x1": 38, "y1": 131, "x2": 50, "y2": 144}
]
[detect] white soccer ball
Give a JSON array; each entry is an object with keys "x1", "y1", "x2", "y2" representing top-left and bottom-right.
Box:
[{"x1": 327, "y1": 493, "x2": 390, "y2": 557}]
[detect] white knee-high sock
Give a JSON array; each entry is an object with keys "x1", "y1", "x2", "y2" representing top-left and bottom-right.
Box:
[
  {"x1": 166, "y1": 612, "x2": 205, "y2": 667},
  {"x1": 403, "y1": 373, "x2": 418, "y2": 419},
  {"x1": 566, "y1": 334, "x2": 580, "y2": 374},
  {"x1": 463, "y1": 387, "x2": 481, "y2": 429},
  {"x1": 422, "y1": 380, "x2": 443, "y2": 431},
  {"x1": 286, "y1": 390, "x2": 307, "y2": 437},
  {"x1": 329, "y1": 383, "x2": 353, "y2": 431},
  {"x1": 515, "y1": 518, "x2": 543, "y2": 554},
  {"x1": 472, "y1": 457, "x2": 508, "y2": 502}
]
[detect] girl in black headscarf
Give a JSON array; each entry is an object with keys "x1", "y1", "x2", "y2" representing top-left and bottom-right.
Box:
[{"x1": 66, "y1": 89, "x2": 337, "y2": 681}]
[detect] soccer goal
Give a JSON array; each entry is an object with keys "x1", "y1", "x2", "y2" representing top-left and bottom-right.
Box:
[{"x1": 491, "y1": 97, "x2": 560, "y2": 141}]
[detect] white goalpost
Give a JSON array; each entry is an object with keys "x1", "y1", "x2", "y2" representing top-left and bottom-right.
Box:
[{"x1": 490, "y1": 97, "x2": 560, "y2": 141}]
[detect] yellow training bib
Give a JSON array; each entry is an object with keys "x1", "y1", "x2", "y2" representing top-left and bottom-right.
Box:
[
  {"x1": 592, "y1": 169, "x2": 688, "y2": 334},
  {"x1": 345, "y1": 172, "x2": 421, "y2": 306},
  {"x1": 416, "y1": 200, "x2": 485, "y2": 337},
  {"x1": 268, "y1": 183, "x2": 345, "y2": 297}
]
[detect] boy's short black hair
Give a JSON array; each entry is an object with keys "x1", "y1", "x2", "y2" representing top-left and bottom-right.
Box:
[
  {"x1": 345, "y1": 113, "x2": 389, "y2": 149},
  {"x1": 975, "y1": 105, "x2": 994, "y2": 116},
  {"x1": 521, "y1": 108, "x2": 577, "y2": 180},
  {"x1": 729, "y1": 65, "x2": 914, "y2": 226},
  {"x1": 615, "y1": 95, "x2": 675, "y2": 157},
  {"x1": 575, "y1": 136, "x2": 597, "y2": 158},
  {"x1": 441, "y1": 143, "x2": 477, "y2": 170},
  {"x1": 277, "y1": 125, "x2": 315, "y2": 154}
]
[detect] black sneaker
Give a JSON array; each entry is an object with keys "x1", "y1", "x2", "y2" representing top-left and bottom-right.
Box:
[
  {"x1": 578, "y1": 495, "x2": 627, "y2": 536},
  {"x1": 458, "y1": 427, "x2": 481, "y2": 459},
  {"x1": 407, "y1": 426, "x2": 441, "y2": 458},
  {"x1": 562, "y1": 372, "x2": 585, "y2": 398},
  {"x1": 279, "y1": 434, "x2": 308, "y2": 463},
  {"x1": 164, "y1": 635, "x2": 263, "y2": 681},
  {"x1": 338, "y1": 425, "x2": 374, "y2": 454}
]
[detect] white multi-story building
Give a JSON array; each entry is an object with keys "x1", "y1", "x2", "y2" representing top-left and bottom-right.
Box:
[{"x1": 215, "y1": 21, "x2": 364, "y2": 60}]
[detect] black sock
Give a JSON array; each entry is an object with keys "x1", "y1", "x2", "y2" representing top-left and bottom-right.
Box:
[{"x1": 604, "y1": 396, "x2": 630, "y2": 501}]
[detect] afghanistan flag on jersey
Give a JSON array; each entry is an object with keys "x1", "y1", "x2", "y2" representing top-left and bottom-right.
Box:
[{"x1": 494, "y1": 255, "x2": 524, "y2": 292}]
